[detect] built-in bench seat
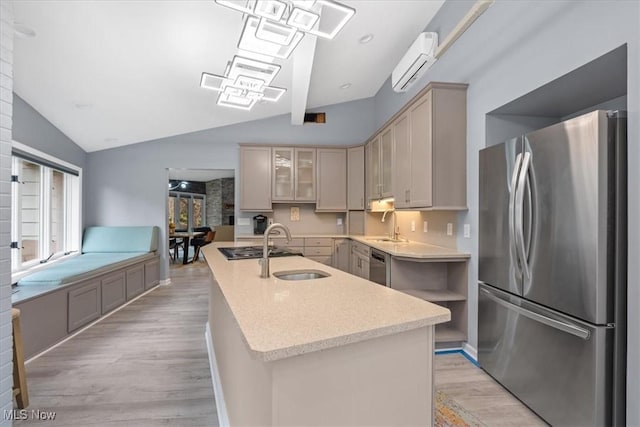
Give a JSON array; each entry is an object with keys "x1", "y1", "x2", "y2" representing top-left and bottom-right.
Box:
[
  {"x1": 17, "y1": 252, "x2": 151, "y2": 287},
  {"x1": 13, "y1": 226, "x2": 161, "y2": 358}
]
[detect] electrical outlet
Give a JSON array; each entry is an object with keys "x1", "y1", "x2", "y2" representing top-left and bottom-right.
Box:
[
  {"x1": 423, "y1": 221, "x2": 428, "y2": 233},
  {"x1": 268, "y1": 217, "x2": 274, "y2": 225},
  {"x1": 447, "y1": 223, "x2": 453, "y2": 236},
  {"x1": 464, "y1": 224, "x2": 471, "y2": 238},
  {"x1": 411, "y1": 220, "x2": 416, "y2": 232},
  {"x1": 290, "y1": 207, "x2": 300, "y2": 221}
]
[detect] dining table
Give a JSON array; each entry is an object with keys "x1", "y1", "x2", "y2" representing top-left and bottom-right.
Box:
[{"x1": 170, "y1": 231, "x2": 206, "y2": 264}]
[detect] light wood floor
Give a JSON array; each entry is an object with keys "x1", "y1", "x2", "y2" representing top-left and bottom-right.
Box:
[
  {"x1": 435, "y1": 353, "x2": 548, "y2": 426},
  {"x1": 16, "y1": 258, "x2": 545, "y2": 426},
  {"x1": 16, "y1": 259, "x2": 218, "y2": 426}
]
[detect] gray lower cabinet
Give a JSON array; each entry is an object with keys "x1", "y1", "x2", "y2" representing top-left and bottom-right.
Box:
[
  {"x1": 68, "y1": 280, "x2": 102, "y2": 332},
  {"x1": 15, "y1": 289, "x2": 68, "y2": 359},
  {"x1": 145, "y1": 258, "x2": 160, "y2": 289},
  {"x1": 102, "y1": 272, "x2": 126, "y2": 314},
  {"x1": 126, "y1": 264, "x2": 145, "y2": 300}
]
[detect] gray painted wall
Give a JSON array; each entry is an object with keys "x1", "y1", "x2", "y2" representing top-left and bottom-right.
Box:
[
  {"x1": 84, "y1": 97, "x2": 375, "y2": 279},
  {"x1": 370, "y1": 1, "x2": 639, "y2": 423},
  {"x1": 12, "y1": 94, "x2": 87, "y2": 170}
]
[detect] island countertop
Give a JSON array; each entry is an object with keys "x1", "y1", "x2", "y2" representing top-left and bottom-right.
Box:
[{"x1": 202, "y1": 242, "x2": 450, "y2": 362}]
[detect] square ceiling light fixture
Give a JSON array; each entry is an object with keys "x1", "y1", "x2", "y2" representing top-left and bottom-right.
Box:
[
  {"x1": 214, "y1": 0, "x2": 355, "y2": 40},
  {"x1": 205, "y1": 0, "x2": 355, "y2": 111},
  {"x1": 200, "y1": 55, "x2": 287, "y2": 110},
  {"x1": 239, "y1": 16, "x2": 304, "y2": 59}
]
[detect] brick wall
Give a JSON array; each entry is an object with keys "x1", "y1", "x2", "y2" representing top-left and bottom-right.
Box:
[{"x1": 0, "y1": 2, "x2": 13, "y2": 425}]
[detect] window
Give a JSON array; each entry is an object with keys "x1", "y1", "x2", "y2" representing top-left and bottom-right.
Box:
[
  {"x1": 168, "y1": 192, "x2": 206, "y2": 230},
  {"x1": 11, "y1": 142, "x2": 82, "y2": 276}
]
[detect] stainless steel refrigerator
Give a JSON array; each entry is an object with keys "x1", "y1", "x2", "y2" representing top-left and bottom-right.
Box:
[{"x1": 478, "y1": 110, "x2": 626, "y2": 426}]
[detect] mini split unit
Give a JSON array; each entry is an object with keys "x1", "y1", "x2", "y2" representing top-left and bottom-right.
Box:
[
  {"x1": 391, "y1": 32, "x2": 438, "y2": 93},
  {"x1": 391, "y1": 0, "x2": 495, "y2": 93}
]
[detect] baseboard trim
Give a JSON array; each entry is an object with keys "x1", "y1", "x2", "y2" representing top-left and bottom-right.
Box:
[
  {"x1": 435, "y1": 343, "x2": 479, "y2": 367},
  {"x1": 159, "y1": 278, "x2": 171, "y2": 286},
  {"x1": 205, "y1": 322, "x2": 230, "y2": 427},
  {"x1": 25, "y1": 284, "x2": 161, "y2": 364}
]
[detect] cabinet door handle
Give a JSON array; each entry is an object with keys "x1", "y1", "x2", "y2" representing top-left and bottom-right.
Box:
[{"x1": 360, "y1": 197, "x2": 364, "y2": 208}]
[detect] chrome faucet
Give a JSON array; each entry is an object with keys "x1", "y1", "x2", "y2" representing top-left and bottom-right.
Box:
[
  {"x1": 259, "y1": 223, "x2": 292, "y2": 278},
  {"x1": 381, "y1": 208, "x2": 399, "y2": 240}
]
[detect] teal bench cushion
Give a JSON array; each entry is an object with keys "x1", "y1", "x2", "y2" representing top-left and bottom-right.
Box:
[
  {"x1": 17, "y1": 253, "x2": 149, "y2": 286},
  {"x1": 82, "y1": 226, "x2": 159, "y2": 253}
]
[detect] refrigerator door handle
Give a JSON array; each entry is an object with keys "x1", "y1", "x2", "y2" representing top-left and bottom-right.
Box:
[
  {"x1": 479, "y1": 287, "x2": 591, "y2": 340},
  {"x1": 509, "y1": 153, "x2": 523, "y2": 277},
  {"x1": 515, "y1": 152, "x2": 531, "y2": 280}
]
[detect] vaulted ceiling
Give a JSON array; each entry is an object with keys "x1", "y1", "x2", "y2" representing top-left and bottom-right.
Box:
[{"x1": 12, "y1": 1, "x2": 444, "y2": 152}]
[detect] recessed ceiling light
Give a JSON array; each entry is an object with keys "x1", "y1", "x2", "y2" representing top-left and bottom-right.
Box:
[
  {"x1": 14, "y1": 23, "x2": 36, "y2": 39},
  {"x1": 74, "y1": 103, "x2": 93, "y2": 109},
  {"x1": 359, "y1": 34, "x2": 374, "y2": 44},
  {"x1": 340, "y1": 83, "x2": 352, "y2": 89},
  {"x1": 104, "y1": 137, "x2": 118, "y2": 143}
]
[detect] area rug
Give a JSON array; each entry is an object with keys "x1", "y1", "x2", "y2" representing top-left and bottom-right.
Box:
[{"x1": 435, "y1": 390, "x2": 487, "y2": 427}]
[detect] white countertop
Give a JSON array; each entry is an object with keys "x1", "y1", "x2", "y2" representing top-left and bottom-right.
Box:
[
  {"x1": 350, "y1": 236, "x2": 471, "y2": 260},
  {"x1": 202, "y1": 242, "x2": 451, "y2": 362},
  {"x1": 235, "y1": 233, "x2": 470, "y2": 260}
]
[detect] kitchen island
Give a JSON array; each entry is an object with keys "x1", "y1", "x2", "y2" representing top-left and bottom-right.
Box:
[{"x1": 202, "y1": 242, "x2": 450, "y2": 426}]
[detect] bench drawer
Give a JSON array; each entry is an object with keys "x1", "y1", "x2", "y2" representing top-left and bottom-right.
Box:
[
  {"x1": 126, "y1": 265, "x2": 145, "y2": 300},
  {"x1": 145, "y1": 257, "x2": 160, "y2": 289},
  {"x1": 68, "y1": 281, "x2": 101, "y2": 332},
  {"x1": 102, "y1": 271, "x2": 126, "y2": 314}
]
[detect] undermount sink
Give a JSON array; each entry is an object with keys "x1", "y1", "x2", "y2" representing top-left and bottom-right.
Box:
[
  {"x1": 367, "y1": 238, "x2": 407, "y2": 243},
  {"x1": 273, "y1": 269, "x2": 331, "y2": 281}
]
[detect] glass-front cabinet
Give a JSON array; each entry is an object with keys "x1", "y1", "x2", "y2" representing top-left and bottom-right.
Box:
[
  {"x1": 272, "y1": 147, "x2": 295, "y2": 201},
  {"x1": 295, "y1": 148, "x2": 316, "y2": 201},
  {"x1": 272, "y1": 147, "x2": 316, "y2": 202}
]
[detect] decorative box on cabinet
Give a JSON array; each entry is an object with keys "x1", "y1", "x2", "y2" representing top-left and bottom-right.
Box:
[{"x1": 393, "y1": 82, "x2": 468, "y2": 210}]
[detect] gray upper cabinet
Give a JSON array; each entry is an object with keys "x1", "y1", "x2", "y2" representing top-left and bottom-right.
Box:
[
  {"x1": 316, "y1": 148, "x2": 347, "y2": 211},
  {"x1": 240, "y1": 146, "x2": 272, "y2": 211},
  {"x1": 347, "y1": 146, "x2": 365, "y2": 210},
  {"x1": 393, "y1": 83, "x2": 468, "y2": 210}
]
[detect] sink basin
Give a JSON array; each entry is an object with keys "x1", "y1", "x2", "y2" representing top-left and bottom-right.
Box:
[
  {"x1": 273, "y1": 269, "x2": 331, "y2": 281},
  {"x1": 367, "y1": 238, "x2": 407, "y2": 243}
]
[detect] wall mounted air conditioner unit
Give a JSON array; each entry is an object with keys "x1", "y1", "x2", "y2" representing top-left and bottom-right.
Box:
[{"x1": 391, "y1": 32, "x2": 438, "y2": 93}]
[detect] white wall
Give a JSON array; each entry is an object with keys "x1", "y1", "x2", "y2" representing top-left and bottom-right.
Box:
[
  {"x1": 371, "y1": 1, "x2": 639, "y2": 424},
  {"x1": 0, "y1": 3, "x2": 13, "y2": 424}
]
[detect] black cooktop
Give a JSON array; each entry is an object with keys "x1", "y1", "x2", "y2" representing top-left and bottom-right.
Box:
[{"x1": 218, "y1": 246, "x2": 303, "y2": 260}]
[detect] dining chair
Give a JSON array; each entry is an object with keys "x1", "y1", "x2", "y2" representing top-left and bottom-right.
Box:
[{"x1": 191, "y1": 230, "x2": 216, "y2": 261}]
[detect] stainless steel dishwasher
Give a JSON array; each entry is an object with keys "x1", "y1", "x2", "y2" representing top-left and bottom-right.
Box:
[{"x1": 369, "y1": 249, "x2": 389, "y2": 286}]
